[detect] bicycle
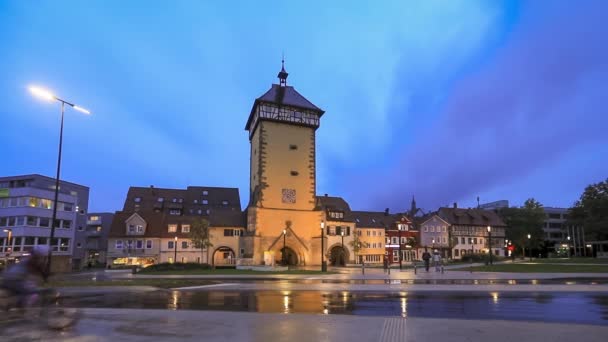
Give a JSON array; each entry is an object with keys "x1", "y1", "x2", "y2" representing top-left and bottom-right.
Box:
[{"x1": 0, "y1": 286, "x2": 81, "y2": 330}]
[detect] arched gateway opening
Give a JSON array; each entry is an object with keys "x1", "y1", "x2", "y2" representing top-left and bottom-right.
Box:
[
  {"x1": 212, "y1": 246, "x2": 235, "y2": 266},
  {"x1": 280, "y1": 247, "x2": 298, "y2": 266},
  {"x1": 330, "y1": 246, "x2": 348, "y2": 266}
]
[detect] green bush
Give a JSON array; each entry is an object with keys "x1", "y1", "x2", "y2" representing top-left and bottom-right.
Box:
[
  {"x1": 139, "y1": 262, "x2": 212, "y2": 273},
  {"x1": 461, "y1": 253, "x2": 505, "y2": 263}
]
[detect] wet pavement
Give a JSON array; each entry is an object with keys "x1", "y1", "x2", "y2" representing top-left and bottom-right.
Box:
[
  {"x1": 2, "y1": 308, "x2": 608, "y2": 342},
  {"x1": 58, "y1": 290, "x2": 608, "y2": 325}
]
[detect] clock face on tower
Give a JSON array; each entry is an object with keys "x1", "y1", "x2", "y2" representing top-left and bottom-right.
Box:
[{"x1": 282, "y1": 189, "x2": 296, "y2": 204}]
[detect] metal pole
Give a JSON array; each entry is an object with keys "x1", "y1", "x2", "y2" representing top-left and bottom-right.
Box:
[
  {"x1": 174, "y1": 238, "x2": 178, "y2": 263},
  {"x1": 47, "y1": 101, "x2": 65, "y2": 275},
  {"x1": 341, "y1": 232, "x2": 344, "y2": 266},
  {"x1": 321, "y1": 224, "x2": 325, "y2": 272},
  {"x1": 398, "y1": 228, "x2": 402, "y2": 270},
  {"x1": 489, "y1": 229, "x2": 493, "y2": 265},
  {"x1": 283, "y1": 231, "x2": 286, "y2": 265}
]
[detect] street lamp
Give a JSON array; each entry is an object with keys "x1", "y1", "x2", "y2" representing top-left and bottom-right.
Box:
[
  {"x1": 397, "y1": 222, "x2": 404, "y2": 271},
  {"x1": 174, "y1": 236, "x2": 178, "y2": 263},
  {"x1": 3, "y1": 229, "x2": 12, "y2": 262},
  {"x1": 320, "y1": 222, "x2": 326, "y2": 272},
  {"x1": 340, "y1": 231, "x2": 345, "y2": 266},
  {"x1": 567, "y1": 236, "x2": 571, "y2": 258},
  {"x1": 283, "y1": 229, "x2": 287, "y2": 266},
  {"x1": 29, "y1": 85, "x2": 90, "y2": 274},
  {"x1": 487, "y1": 226, "x2": 492, "y2": 265},
  {"x1": 527, "y1": 234, "x2": 531, "y2": 261}
]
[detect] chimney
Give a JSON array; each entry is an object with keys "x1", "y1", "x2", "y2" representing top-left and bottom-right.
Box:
[
  {"x1": 384, "y1": 208, "x2": 389, "y2": 216},
  {"x1": 453, "y1": 202, "x2": 457, "y2": 209},
  {"x1": 150, "y1": 185, "x2": 154, "y2": 188},
  {"x1": 324, "y1": 194, "x2": 328, "y2": 197}
]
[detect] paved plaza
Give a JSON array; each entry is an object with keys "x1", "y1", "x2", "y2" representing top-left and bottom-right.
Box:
[{"x1": 2, "y1": 308, "x2": 607, "y2": 342}]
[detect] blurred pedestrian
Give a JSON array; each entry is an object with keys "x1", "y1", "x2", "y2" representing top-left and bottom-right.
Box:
[
  {"x1": 433, "y1": 250, "x2": 442, "y2": 272},
  {"x1": 422, "y1": 248, "x2": 431, "y2": 272}
]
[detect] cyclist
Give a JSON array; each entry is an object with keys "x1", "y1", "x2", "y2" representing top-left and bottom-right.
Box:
[{"x1": 1, "y1": 245, "x2": 50, "y2": 309}]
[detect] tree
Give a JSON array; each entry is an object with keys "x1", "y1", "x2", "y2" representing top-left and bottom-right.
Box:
[
  {"x1": 567, "y1": 178, "x2": 608, "y2": 241},
  {"x1": 348, "y1": 233, "x2": 362, "y2": 263},
  {"x1": 189, "y1": 218, "x2": 213, "y2": 264},
  {"x1": 499, "y1": 198, "x2": 545, "y2": 257}
]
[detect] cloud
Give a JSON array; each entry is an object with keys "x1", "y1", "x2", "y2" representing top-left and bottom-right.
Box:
[{"x1": 347, "y1": 0, "x2": 608, "y2": 211}]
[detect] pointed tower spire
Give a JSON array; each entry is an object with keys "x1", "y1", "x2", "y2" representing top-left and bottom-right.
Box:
[
  {"x1": 278, "y1": 54, "x2": 288, "y2": 86},
  {"x1": 410, "y1": 195, "x2": 417, "y2": 217}
]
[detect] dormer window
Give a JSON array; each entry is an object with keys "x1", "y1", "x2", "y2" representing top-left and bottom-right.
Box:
[
  {"x1": 127, "y1": 224, "x2": 144, "y2": 235},
  {"x1": 194, "y1": 199, "x2": 198, "y2": 204},
  {"x1": 172, "y1": 198, "x2": 177, "y2": 203},
  {"x1": 203, "y1": 190, "x2": 208, "y2": 196},
  {"x1": 178, "y1": 198, "x2": 183, "y2": 203},
  {"x1": 222, "y1": 200, "x2": 229, "y2": 206},
  {"x1": 157, "y1": 197, "x2": 164, "y2": 202},
  {"x1": 328, "y1": 211, "x2": 344, "y2": 219},
  {"x1": 169, "y1": 209, "x2": 181, "y2": 215},
  {"x1": 134, "y1": 197, "x2": 141, "y2": 203},
  {"x1": 202, "y1": 200, "x2": 209, "y2": 205}
]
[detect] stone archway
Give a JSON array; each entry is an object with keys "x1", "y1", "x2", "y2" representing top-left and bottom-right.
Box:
[
  {"x1": 212, "y1": 246, "x2": 235, "y2": 266},
  {"x1": 330, "y1": 245, "x2": 348, "y2": 266},
  {"x1": 280, "y1": 246, "x2": 299, "y2": 266}
]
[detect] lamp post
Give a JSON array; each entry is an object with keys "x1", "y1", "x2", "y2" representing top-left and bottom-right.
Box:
[
  {"x1": 487, "y1": 226, "x2": 492, "y2": 265},
  {"x1": 282, "y1": 229, "x2": 287, "y2": 266},
  {"x1": 320, "y1": 222, "x2": 326, "y2": 272},
  {"x1": 29, "y1": 86, "x2": 90, "y2": 274},
  {"x1": 398, "y1": 223, "x2": 403, "y2": 271},
  {"x1": 527, "y1": 234, "x2": 531, "y2": 261},
  {"x1": 567, "y1": 236, "x2": 571, "y2": 258},
  {"x1": 174, "y1": 236, "x2": 178, "y2": 263},
  {"x1": 340, "y1": 230, "x2": 345, "y2": 266},
  {"x1": 3, "y1": 229, "x2": 12, "y2": 263}
]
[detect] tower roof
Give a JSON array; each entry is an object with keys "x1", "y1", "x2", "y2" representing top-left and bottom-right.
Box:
[{"x1": 245, "y1": 65, "x2": 325, "y2": 131}]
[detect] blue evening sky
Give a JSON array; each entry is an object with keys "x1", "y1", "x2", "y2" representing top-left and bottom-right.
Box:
[{"x1": 1, "y1": 0, "x2": 606, "y2": 213}]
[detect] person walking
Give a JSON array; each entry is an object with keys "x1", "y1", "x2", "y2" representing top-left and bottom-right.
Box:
[
  {"x1": 433, "y1": 250, "x2": 442, "y2": 272},
  {"x1": 383, "y1": 256, "x2": 388, "y2": 274},
  {"x1": 422, "y1": 248, "x2": 431, "y2": 272}
]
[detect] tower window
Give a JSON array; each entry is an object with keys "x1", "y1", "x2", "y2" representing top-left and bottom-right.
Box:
[
  {"x1": 290, "y1": 171, "x2": 299, "y2": 176},
  {"x1": 289, "y1": 144, "x2": 298, "y2": 150}
]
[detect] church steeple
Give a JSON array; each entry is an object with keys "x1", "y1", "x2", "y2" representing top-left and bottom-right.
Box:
[
  {"x1": 277, "y1": 57, "x2": 288, "y2": 86},
  {"x1": 410, "y1": 195, "x2": 417, "y2": 217}
]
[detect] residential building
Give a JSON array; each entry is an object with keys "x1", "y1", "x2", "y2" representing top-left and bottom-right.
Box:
[
  {"x1": 107, "y1": 186, "x2": 245, "y2": 267},
  {"x1": 0, "y1": 174, "x2": 89, "y2": 271},
  {"x1": 434, "y1": 205, "x2": 507, "y2": 259},
  {"x1": 82, "y1": 212, "x2": 113, "y2": 265},
  {"x1": 317, "y1": 195, "x2": 355, "y2": 266},
  {"x1": 419, "y1": 215, "x2": 451, "y2": 258},
  {"x1": 349, "y1": 211, "x2": 390, "y2": 265},
  {"x1": 385, "y1": 215, "x2": 418, "y2": 264}
]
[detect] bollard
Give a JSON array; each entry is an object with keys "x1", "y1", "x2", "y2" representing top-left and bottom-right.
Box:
[
  {"x1": 362, "y1": 263, "x2": 365, "y2": 275},
  {"x1": 414, "y1": 264, "x2": 417, "y2": 275},
  {"x1": 441, "y1": 265, "x2": 444, "y2": 274}
]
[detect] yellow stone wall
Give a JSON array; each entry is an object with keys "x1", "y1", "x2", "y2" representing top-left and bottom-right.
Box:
[
  {"x1": 251, "y1": 121, "x2": 316, "y2": 211},
  {"x1": 249, "y1": 206, "x2": 324, "y2": 265}
]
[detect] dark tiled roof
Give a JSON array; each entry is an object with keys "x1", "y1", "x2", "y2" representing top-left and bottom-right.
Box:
[
  {"x1": 122, "y1": 186, "x2": 241, "y2": 212},
  {"x1": 348, "y1": 211, "x2": 396, "y2": 228},
  {"x1": 437, "y1": 208, "x2": 506, "y2": 227},
  {"x1": 316, "y1": 195, "x2": 351, "y2": 212},
  {"x1": 258, "y1": 84, "x2": 323, "y2": 113},
  {"x1": 245, "y1": 84, "x2": 325, "y2": 131}
]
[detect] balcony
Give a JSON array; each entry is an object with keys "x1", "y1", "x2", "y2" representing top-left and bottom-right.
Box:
[{"x1": 86, "y1": 219, "x2": 101, "y2": 225}]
